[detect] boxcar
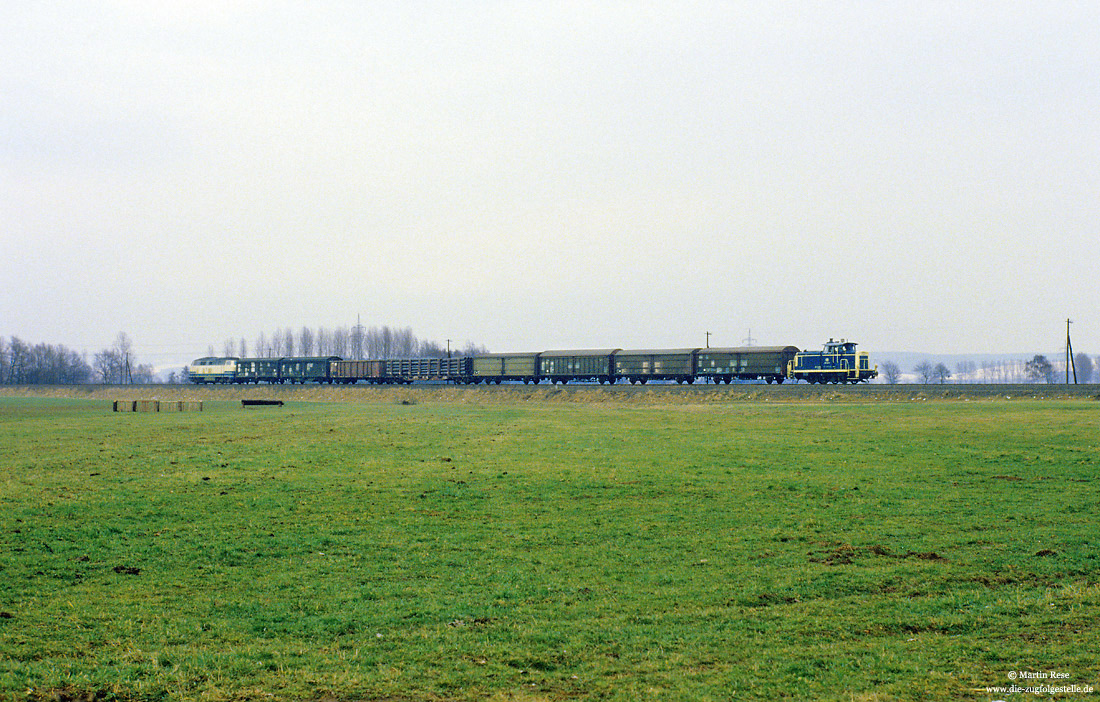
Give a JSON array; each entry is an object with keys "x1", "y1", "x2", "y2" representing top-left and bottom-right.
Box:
[
  {"x1": 614, "y1": 349, "x2": 698, "y2": 384},
  {"x1": 695, "y1": 346, "x2": 799, "y2": 384},
  {"x1": 236, "y1": 358, "x2": 281, "y2": 384},
  {"x1": 471, "y1": 353, "x2": 540, "y2": 384},
  {"x1": 330, "y1": 359, "x2": 386, "y2": 384},
  {"x1": 539, "y1": 349, "x2": 618, "y2": 384},
  {"x1": 279, "y1": 356, "x2": 341, "y2": 384}
]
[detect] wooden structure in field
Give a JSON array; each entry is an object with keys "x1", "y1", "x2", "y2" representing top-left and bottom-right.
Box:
[{"x1": 113, "y1": 400, "x2": 203, "y2": 412}]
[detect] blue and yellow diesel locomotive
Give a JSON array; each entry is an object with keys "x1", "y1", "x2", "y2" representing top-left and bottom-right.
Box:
[{"x1": 788, "y1": 339, "x2": 878, "y2": 384}]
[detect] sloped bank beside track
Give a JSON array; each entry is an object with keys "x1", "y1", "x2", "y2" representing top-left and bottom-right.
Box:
[{"x1": 3, "y1": 383, "x2": 1098, "y2": 404}]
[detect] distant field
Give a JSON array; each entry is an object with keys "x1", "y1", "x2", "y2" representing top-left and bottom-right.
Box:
[{"x1": 1, "y1": 393, "x2": 1098, "y2": 701}]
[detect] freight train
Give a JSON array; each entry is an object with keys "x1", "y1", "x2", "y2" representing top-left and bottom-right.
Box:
[{"x1": 188, "y1": 340, "x2": 877, "y2": 385}]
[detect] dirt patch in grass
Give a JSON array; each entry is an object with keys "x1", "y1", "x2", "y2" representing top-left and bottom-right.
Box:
[{"x1": 809, "y1": 543, "x2": 947, "y2": 565}]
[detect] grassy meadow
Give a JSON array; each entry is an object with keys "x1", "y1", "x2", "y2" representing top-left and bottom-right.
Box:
[{"x1": 0, "y1": 393, "x2": 1098, "y2": 701}]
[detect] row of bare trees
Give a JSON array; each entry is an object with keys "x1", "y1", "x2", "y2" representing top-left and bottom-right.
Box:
[
  {"x1": 0, "y1": 337, "x2": 92, "y2": 384},
  {"x1": 1, "y1": 332, "x2": 156, "y2": 385},
  {"x1": 209, "y1": 325, "x2": 488, "y2": 361},
  {"x1": 878, "y1": 354, "x2": 1094, "y2": 384}
]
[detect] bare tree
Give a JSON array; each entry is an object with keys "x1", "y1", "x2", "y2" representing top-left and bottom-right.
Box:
[
  {"x1": 389, "y1": 326, "x2": 416, "y2": 357},
  {"x1": 238, "y1": 337, "x2": 248, "y2": 357},
  {"x1": 913, "y1": 361, "x2": 935, "y2": 384},
  {"x1": 419, "y1": 340, "x2": 446, "y2": 358},
  {"x1": 115, "y1": 333, "x2": 134, "y2": 383},
  {"x1": 880, "y1": 361, "x2": 901, "y2": 384},
  {"x1": 131, "y1": 363, "x2": 157, "y2": 384},
  {"x1": 2, "y1": 338, "x2": 24, "y2": 383},
  {"x1": 460, "y1": 341, "x2": 489, "y2": 357},
  {"x1": 1025, "y1": 355, "x2": 1054, "y2": 384},
  {"x1": 94, "y1": 348, "x2": 122, "y2": 384},
  {"x1": 351, "y1": 323, "x2": 364, "y2": 358},
  {"x1": 1076, "y1": 353, "x2": 1093, "y2": 384},
  {"x1": 270, "y1": 329, "x2": 284, "y2": 357},
  {"x1": 933, "y1": 363, "x2": 952, "y2": 384},
  {"x1": 299, "y1": 326, "x2": 314, "y2": 356},
  {"x1": 255, "y1": 331, "x2": 268, "y2": 358},
  {"x1": 955, "y1": 360, "x2": 975, "y2": 383},
  {"x1": 332, "y1": 326, "x2": 350, "y2": 357}
]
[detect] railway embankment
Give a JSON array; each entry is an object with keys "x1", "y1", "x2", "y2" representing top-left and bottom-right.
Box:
[{"x1": 3, "y1": 383, "x2": 1098, "y2": 404}]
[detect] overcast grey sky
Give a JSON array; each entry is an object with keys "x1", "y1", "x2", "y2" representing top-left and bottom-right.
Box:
[{"x1": 3, "y1": 1, "x2": 1098, "y2": 367}]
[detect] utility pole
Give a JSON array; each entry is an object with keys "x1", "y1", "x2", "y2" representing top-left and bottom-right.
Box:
[
  {"x1": 1067, "y1": 318, "x2": 1077, "y2": 384},
  {"x1": 446, "y1": 339, "x2": 452, "y2": 359},
  {"x1": 742, "y1": 329, "x2": 756, "y2": 347},
  {"x1": 705, "y1": 331, "x2": 711, "y2": 349}
]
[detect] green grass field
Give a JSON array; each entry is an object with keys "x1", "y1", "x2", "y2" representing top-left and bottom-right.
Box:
[{"x1": 1, "y1": 395, "x2": 1098, "y2": 701}]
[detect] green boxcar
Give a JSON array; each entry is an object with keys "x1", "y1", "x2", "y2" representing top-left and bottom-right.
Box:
[
  {"x1": 614, "y1": 348, "x2": 698, "y2": 384},
  {"x1": 279, "y1": 356, "x2": 341, "y2": 383},
  {"x1": 539, "y1": 349, "x2": 618, "y2": 384},
  {"x1": 471, "y1": 353, "x2": 540, "y2": 384},
  {"x1": 694, "y1": 346, "x2": 799, "y2": 384},
  {"x1": 235, "y1": 358, "x2": 280, "y2": 384}
]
